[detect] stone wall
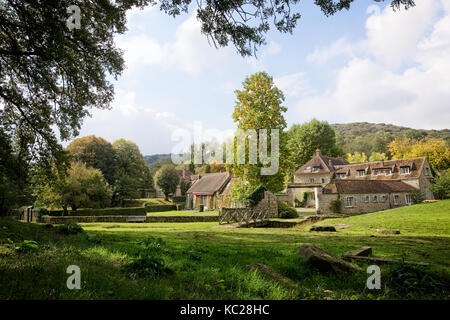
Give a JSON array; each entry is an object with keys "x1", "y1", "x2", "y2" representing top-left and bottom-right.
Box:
[
  {"x1": 318, "y1": 192, "x2": 413, "y2": 215},
  {"x1": 38, "y1": 215, "x2": 218, "y2": 224},
  {"x1": 220, "y1": 191, "x2": 278, "y2": 221}
]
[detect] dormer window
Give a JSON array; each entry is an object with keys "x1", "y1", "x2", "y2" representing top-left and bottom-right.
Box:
[
  {"x1": 385, "y1": 169, "x2": 392, "y2": 176},
  {"x1": 357, "y1": 170, "x2": 365, "y2": 177},
  {"x1": 305, "y1": 166, "x2": 311, "y2": 172},
  {"x1": 400, "y1": 166, "x2": 410, "y2": 174},
  {"x1": 336, "y1": 173, "x2": 346, "y2": 179},
  {"x1": 311, "y1": 166, "x2": 320, "y2": 173},
  {"x1": 372, "y1": 170, "x2": 378, "y2": 176}
]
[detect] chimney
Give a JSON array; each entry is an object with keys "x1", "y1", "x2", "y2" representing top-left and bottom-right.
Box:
[
  {"x1": 316, "y1": 149, "x2": 321, "y2": 157},
  {"x1": 380, "y1": 159, "x2": 384, "y2": 166},
  {"x1": 328, "y1": 159, "x2": 333, "y2": 170}
]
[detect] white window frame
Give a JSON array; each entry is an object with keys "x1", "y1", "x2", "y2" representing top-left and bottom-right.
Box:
[
  {"x1": 380, "y1": 195, "x2": 387, "y2": 203},
  {"x1": 400, "y1": 166, "x2": 410, "y2": 175},
  {"x1": 312, "y1": 166, "x2": 319, "y2": 173},
  {"x1": 345, "y1": 196, "x2": 355, "y2": 208},
  {"x1": 372, "y1": 195, "x2": 378, "y2": 203},
  {"x1": 337, "y1": 173, "x2": 346, "y2": 179},
  {"x1": 321, "y1": 178, "x2": 326, "y2": 184},
  {"x1": 363, "y1": 195, "x2": 369, "y2": 203},
  {"x1": 385, "y1": 170, "x2": 392, "y2": 176},
  {"x1": 406, "y1": 194, "x2": 412, "y2": 205},
  {"x1": 372, "y1": 170, "x2": 378, "y2": 176},
  {"x1": 393, "y1": 194, "x2": 400, "y2": 205},
  {"x1": 309, "y1": 178, "x2": 315, "y2": 183},
  {"x1": 357, "y1": 170, "x2": 365, "y2": 177}
]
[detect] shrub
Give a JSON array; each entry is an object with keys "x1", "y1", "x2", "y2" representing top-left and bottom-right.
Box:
[
  {"x1": 329, "y1": 197, "x2": 342, "y2": 214},
  {"x1": 410, "y1": 191, "x2": 425, "y2": 204},
  {"x1": 278, "y1": 202, "x2": 298, "y2": 219},
  {"x1": 145, "y1": 204, "x2": 177, "y2": 212},
  {"x1": 33, "y1": 207, "x2": 48, "y2": 218},
  {"x1": 429, "y1": 169, "x2": 450, "y2": 200},
  {"x1": 172, "y1": 196, "x2": 186, "y2": 203},
  {"x1": 6, "y1": 239, "x2": 39, "y2": 253},
  {"x1": 57, "y1": 221, "x2": 84, "y2": 235},
  {"x1": 122, "y1": 199, "x2": 145, "y2": 207},
  {"x1": 246, "y1": 186, "x2": 266, "y2": 207}
]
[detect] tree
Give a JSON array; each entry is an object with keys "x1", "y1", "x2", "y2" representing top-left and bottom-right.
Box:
[
  {"x1": 228, "y1": 71, "x2": 290, "y2": 193},
  {"x1": 287, "y1": 119, "x2": 343, "y2": 173},
  {"x1": 35, "y1": 162, "x2": 112, "y2": 214},
  {"x1": 429, "y1": 170, "x2": 450, "y2": 200},
  {"x1": 230, "y1": 180, "x2": 253, "y2": 205},
  {"x1": 369, "y1": 152, "x2": 388, "y2": 162},
  {"x1": 210, "y1": 160, "x2": 226, "y2": 173},
  {"x1": 112, "y1": 139, "x2": 150, "y2": 205},
  {"x1": 155, "y1": 165, "x2": 180, "y2": 201},
  {"x1": 66, "y1": 136, "x2": 116, "y2": 184},
  {"x1": 388, "y1": 137, "x2": 450, "y2": 171},
  {"x1": 346, "y1": 152, "x2": 368, "y2": 163}
]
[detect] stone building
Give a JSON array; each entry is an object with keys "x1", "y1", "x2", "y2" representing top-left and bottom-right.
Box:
[
  {"x1": 185, "y1": 172, "x2": 231, "y2": 210},
  {"x1": 288, "y1": 149, "x2": 434, "y2": 215}
]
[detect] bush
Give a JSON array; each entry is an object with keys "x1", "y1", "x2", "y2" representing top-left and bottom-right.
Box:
[
  {"x1": 410, "y1": 191, "x2": 425, "y2": 204},
  {"x1": 278, "y1": 202, "x2": 298, "y2": 219},
  {"x1": 429, "y1": 169, "x2": 450, "y2": 200},
  {"x1": 6, "y1": 239, "x2": 39, "y2": 253},
  {"x1": 57, "y1": 221, "x2": 84, "y2": 235},
  {"x1": 329, "y1": 198, "x2": 343, "y2": 214},
  {"x1": 145, "y1": 204, "x2": 177, "y2": 212},
  {"x1": 246, "y1": 186, "x2": 266, "y2": 207},
  {"x1": 172, "y1": 196, "x2": 186, "y2": 203},
  {"x1": 122, "y1": 199, "x2": 145, "y2": 207},
  {"x1": 33, "y1": 207, "x2": 48, "y2": 218}
]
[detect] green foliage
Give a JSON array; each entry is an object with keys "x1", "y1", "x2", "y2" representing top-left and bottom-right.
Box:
[
  {"x1": 172, "y1": 196, "x2": 186, "y2": 203},
  {"x1": 246, "y1": 186, "x2": 266, "y2": 207},
  {"x1": 385, "y1": 262, "x2": 450, "y2": 298},
  {"x1": 329, "y1": 198, "x2": 343, "y2": 214},
  {"x1": 294, "y1": 191, "x2": 308, "y2": 207},
  {"x1": 155, "y1": 165, "x2": 180, "y2": 201},
  {"x1": 429, "y1": 170, "x2": 450, "y2": 199},
  {"x1": 346, "y1": 152, "x2": 368, "y2": 163},
  {"x1": 228, "y1": 72, "x2": 290, "y2": 193},
  {"x1": 145, "y1": 204, "x2": 177, "y2": 212},
  {"x1": 410, "y1": 191, "x2": 425, "y2": 204},
  {"x1": 230, "y1": 180, "x2": 253, "y2": 205},
  {"x1": 66, "y1": 136, "x2": 117, "y2": 184},
  {"x1": 57, "y1": 222, "x2": 84, "y2": 235},
  {"x1": 287, "y1": 119, "x2": 343, "y2": 173},
  {"x1": 112, "y1": 139, "x2": 152, "y2": 206},
  {"x1": 121, "y1": 237, "x2": 172, "y2": 279},
  {"x1": 6, "y1": 238, "x2": 39, "y2": 253},
  {"x1": 179, "y1": 180, "x2": 190, "y2": 197},
  {"x1": 35, "y1": 162, "x2": 112, "y2": 213},
  {"x1": 278, "y1": 202, "x2": 298, "y2": 219}
]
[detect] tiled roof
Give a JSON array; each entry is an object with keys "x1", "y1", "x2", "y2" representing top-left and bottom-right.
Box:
[
  {"x1": 187, "y1": 172, "x2": 231, "y2": 194},
  {"x1": 323, "y1": 180, "x2": 419, "y2": 194},
  {"x1": 295, "y1": 149, "x2": 349, "y2": 175}
]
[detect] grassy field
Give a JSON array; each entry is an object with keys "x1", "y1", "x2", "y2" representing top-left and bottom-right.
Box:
[{"x1": 0, "y1": 200, "x2": 449, "y2": 300}]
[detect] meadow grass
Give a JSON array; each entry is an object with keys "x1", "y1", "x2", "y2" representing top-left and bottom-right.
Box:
[
  {"x1": 0, "y1": 200, "x2": 449, "y2": 300},
  {"x1": 146, "y1": 210, "x2": 219, "y2": 217}
]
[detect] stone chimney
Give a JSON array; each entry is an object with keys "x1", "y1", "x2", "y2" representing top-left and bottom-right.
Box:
[
  {"x1": 328, "y1": 159, "x2": 333, "y2": 170},
  {"x1": 380, "y1": 159, "x2": 384, "y2": 166},
  {"x1": 316, "y1": 149, "x2": 321, "y2": 157}
]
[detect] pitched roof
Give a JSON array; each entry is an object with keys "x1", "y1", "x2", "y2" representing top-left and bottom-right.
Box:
[
  {"x1": 332, "y1": 157, "x2": 427, "y2": 180},
  {"x1": 323, "y1": 180, "x2": 419, "y2": 194},
  {"x1": 220, "y1": 177, "x2": 242, "y2": 196},
  {"x1": 187, "y1": 172, "x2": 231, "y2": 194},
  {"x1": 295, "y1": 149, "x2": 349, "y2": 175}
]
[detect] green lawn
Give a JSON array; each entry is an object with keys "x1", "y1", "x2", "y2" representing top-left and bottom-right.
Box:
[{"x1": 0, "y1": 200, "x2": 449, "y2": 300}]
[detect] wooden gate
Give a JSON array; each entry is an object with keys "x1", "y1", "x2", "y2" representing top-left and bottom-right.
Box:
[{"x1": 219, "y1": 208, "x2": 269, "y2": 227}]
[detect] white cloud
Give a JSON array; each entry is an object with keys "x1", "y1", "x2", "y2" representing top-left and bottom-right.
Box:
[
  {"x1": 274, "y1": 72, "x2": 311, "y2": 97},
  {"x1": 155, "y1": 111, "x2": 175, "y2": 120},
  {"x1": 294, "y1": 0, "x2": 450, "y2": 130}
]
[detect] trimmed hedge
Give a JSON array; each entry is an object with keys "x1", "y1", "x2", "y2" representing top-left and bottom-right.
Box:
[
  {"x1": 278, "y1": 202, "x2": 299, "y2": 219},
  {"x1": 172, "y1": 196, "x2": 186, "y2": 203},
  {"x1": 46, "y1": 207, "x2": 147, "y2": 216},
  {"x1": 145, "y1": 203, "x2": 177, "y2": 212}
]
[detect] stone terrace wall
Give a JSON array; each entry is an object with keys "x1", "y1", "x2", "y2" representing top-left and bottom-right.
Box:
[
  {"x1": 220, "y1": 191, "x2": 278, "y2": 221},
  {"x1": 38, "y1": 215, "x2": 218, "y2": 224}
]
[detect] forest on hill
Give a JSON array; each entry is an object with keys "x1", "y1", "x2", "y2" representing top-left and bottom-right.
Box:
[{"x1": 331, "y1": 122, "x2": 450, "y2": 156}]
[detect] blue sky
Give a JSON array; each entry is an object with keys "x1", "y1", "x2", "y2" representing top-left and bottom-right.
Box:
[{"x1": 77, "y1": 0, "x2": 450, "y2": 155}]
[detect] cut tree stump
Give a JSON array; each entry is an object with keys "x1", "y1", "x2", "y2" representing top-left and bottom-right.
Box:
[{"x1": 309, "y1": 225, "x2": 337, "y2": 232}]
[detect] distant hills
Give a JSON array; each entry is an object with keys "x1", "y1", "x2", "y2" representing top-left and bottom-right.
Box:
[
  {"x1": 144, "y1": 123, "x2": 450, "y2": 163},
  {"x1": 331, "y1": 122, "x2": 450, "y2": 156}
]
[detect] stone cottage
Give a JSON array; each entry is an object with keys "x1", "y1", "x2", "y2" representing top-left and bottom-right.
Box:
[
  {"x1": 185, "y1": 172, "x2": 231, "y2": 210},
  {"x1": 288, "y1": 149, "x2": 434, "y2": 215}
]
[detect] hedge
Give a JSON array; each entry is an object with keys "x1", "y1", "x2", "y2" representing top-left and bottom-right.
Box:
[
  {"x1": 172, "y1": 196, "x2": 186, "y2": 203},
  {"x1": 145, "y1": 203, "x2": 177, "y2": 212},
  {"x1": 46, "y1": 207, "x2": 147, "y2": 216}
]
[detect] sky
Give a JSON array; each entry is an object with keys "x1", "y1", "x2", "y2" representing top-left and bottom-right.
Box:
[{"x1": 76, "y1": 0, "x2": 450, "y2": 155}]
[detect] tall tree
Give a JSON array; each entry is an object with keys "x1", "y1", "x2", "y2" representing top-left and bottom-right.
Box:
[
  {"x1": 155, "y1": 165, "x2": 180, "y2": 201},
  {"x1": 228, "y1": 71, "x2": 290, "y2": 193},
  {"x1": 66, "y1": 135, "x2": 116, "y2": 184},
  {"x1": 287, "y1": 119, "x2": 343, "y2": 172},
  {"x1": 112, "y1": 139, "x2": 149, "y2": 205}
]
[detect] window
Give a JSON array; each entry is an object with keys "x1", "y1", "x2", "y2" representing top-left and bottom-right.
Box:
[
  {"x1": 372, "y1": 170, "x2": 378, "y2": 176},
  {"x1": 345, "y1": 197, "x2": 354, "y2": 208},
  {"x1": 372, "y1": 195, "x2": 378, "y2": 203},
  {"x1": 385, "y1": 170, "x2": 392, "y2": 176},
  {"x1": 312, "y1": 166, "x2": 319, "y2": 173},
  {"x1": 336, "y1": 173, "x2": 346, "y2": 179},
  {"x1": 400, "y1": 166, "x2": 410, "y2": 174},
  {"x1": 406, "y1": 194, "x2": 412, "y2": 205},
  {"x1": 309, "y1": 178, "x2": 315, "y2": 183},
  {"x1": 363, "y1": 195, "x2": 369, "y2": 203},
  {"x1": 305, "y1": 166, "x2": 311, "y2": 172},
  {"x1": 393, "y1": 195, "x2": 401, "y2": 205},
  {"x1": 357, "y1": 170, "x2": 365, "y2": 177},
  {"x1": 425, "y1": 167, "x2": 430, "y2": 176},
  {"x1": 380, "y1": 195, "x2": 387, "y2": 203},
  {"x1": 321, "y1": 178, "x2": 326, "y2": 184}
]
